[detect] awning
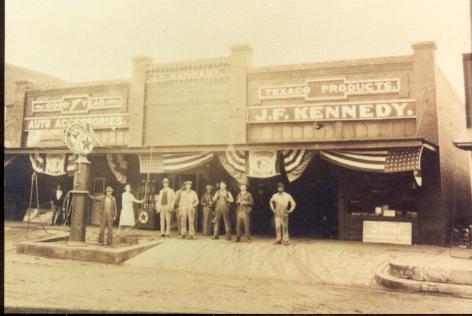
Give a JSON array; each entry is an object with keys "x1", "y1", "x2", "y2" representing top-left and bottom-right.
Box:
[{"x1": 139, "y1": 152, "x2": 214, "y2": 173}]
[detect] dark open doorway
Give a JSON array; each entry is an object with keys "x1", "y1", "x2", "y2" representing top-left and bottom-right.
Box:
[{"x1": 248, "y1": 155, "x2": 338, "y2": 238}]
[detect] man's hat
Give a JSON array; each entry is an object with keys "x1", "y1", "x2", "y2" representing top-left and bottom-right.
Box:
[
  {"x1": 105, "y1": 186, "x2": 114, "y2": 192},
  {"x1": 162, "y1": 177, "x2": 170, "y2": 184},
  {"x1": 184, "y1": 180, "x2": 192, "y2": 185}
]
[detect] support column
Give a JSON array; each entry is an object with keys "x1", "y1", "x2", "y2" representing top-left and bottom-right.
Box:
[
  {"x1": 128, "y1": 56, "x2": 153, "y2": 147},
  {"x1": 69, "y1": 155, "x2": 91, "y2": 243}
]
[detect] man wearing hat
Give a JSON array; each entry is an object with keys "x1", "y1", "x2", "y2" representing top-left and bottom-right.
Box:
[
  {"x1": 235, "y1": 182, "x2": 254, "y2": 242},
  {"x1": 269, "y1": 182, "x2": 296, "y2": 245},
  {"x1": 200, "y1": 184, "x2": 214, "y2": 235},
  {"x1": 155, "y1": 177, "x2": 175, "y2": 237},
  {"x1": 212, "y1": 181, "x2": 234, "y2": 240},
  {"x1": 90, "y1": 186, "x2": 117, "y2": 246},
  {"x1": 178, "y1": 180, "x2": 199, "y2": 239}
]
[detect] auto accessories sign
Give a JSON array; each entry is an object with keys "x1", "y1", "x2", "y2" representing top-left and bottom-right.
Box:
[
  {"x1": 247, "y1": 99, "x2": 416, "y2": 123},
  {"x1": 24, "y1": 114, "x2": 129, "y2": 130},
  {"x1": 259, "y1": 78, "x2": 400, "y2": 101}
]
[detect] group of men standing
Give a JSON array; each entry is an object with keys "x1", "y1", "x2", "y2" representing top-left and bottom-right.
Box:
[{"x1": 155, "y1": 178, "x2": 297, "y2": 245}]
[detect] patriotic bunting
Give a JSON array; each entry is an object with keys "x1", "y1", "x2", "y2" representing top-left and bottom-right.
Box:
[
  {"x1": 139, "y1": 152, "x2": 214, "y2": 173},
  {"x1": 282, "y1": 149, "x2": 315, "y2": 182},
  {"x1": 29, "y1": 153, "x2": 78, "y2": 176},
  {"x1": 320, "y1": 146, "x2": 424, "y2": 185},
  {"x1": 106, "y1": 154, "x2": 128, "y2": 183},
  {"x1": 217, "y1": 151, "x2": 248, "y2": 184}
]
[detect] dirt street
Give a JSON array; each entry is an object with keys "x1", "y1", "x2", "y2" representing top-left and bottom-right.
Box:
[{"x1": 4, "y1": 225, "x2": 472, "y2": 314}]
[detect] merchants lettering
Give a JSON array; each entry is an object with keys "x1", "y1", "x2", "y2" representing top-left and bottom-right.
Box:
[{"x1": 248, "y1": 101, "x2": 416, "y2": 123}]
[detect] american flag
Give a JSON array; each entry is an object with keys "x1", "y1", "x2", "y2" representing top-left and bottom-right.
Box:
[{"x1": 320, "y1": 147, "x2": 423, "y2": 173}]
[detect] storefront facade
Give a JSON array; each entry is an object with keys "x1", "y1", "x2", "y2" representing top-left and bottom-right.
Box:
[{"x1": 5, "y1": 42, "x2": 471, "y2": 245}]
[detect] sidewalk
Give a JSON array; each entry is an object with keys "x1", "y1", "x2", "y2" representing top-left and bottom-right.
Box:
[{"x1": 5, "y1": 220, "x2": 470, "y2": 288}]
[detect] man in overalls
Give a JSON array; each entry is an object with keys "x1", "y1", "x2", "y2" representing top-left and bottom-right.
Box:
[
  {"x1": 269, "y1": 182, "x2": 296, "y2": 245},
  {"x1": 212, "y1": 181, "x2": 234, "y2": 240},
  {"x1": 200, "y1": 184, "x2": 214, "y2": 235},
  {"x1": 235, "y1": 183, "x2": 254, "y2": 243},
  {"x1": 90, "y1": 186, "x2": 117, "y2": 246},
  {"x1": 178, "y1": 181, "x2": 199, "y2": 239}
]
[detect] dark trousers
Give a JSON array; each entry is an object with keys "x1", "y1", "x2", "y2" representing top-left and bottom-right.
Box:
[
  {"x1": 99, "y1": 210, "x2": 114, "y2": 245},
  {"x1": 202, "y1": 207, "x2": 213, "y2": 235},
  {"x1": 214, "y1": 207, "x2": 231, "y2": 239},
  {"x1": 51, "y1": 204, "x2": 62, "y2": 225},
  {"x1": 236, "y1": 210, "x2": 251, "y2": 240}
]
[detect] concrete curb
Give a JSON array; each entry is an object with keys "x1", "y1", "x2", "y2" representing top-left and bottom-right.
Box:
[
  {"x1": 389, "y1": 261, "x2": 472, "y2": 286},
  {"x1": 16, "y1": 237, "x2": 163, "y2": 264},
  {"x1": 375, "y1": 264, "x2": 472, "y2": 299}
]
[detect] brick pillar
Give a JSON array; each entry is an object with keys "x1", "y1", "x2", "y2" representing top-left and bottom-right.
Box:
[
  {"x1": 128, "y1": 56, "x2": 152, "y2": 147},
  {"x1": 229, "y1": 45, "x2": 252, "y2": 144},
  {"x1": 411, "y1": 41, "x2": 438, "y2": 143},
  {"x1": 5, "y1": 80, "x2": 34, "y2": 148}
]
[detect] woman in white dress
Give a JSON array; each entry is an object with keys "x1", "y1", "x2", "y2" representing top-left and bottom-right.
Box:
[{"x1": 118, "y1": 184, "x2": 143, "y2": 236}]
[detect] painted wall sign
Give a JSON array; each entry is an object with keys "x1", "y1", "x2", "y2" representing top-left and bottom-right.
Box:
[
  {"x1": 32, "y1": 95, "x2": 122, "y2": 114},
  {"x1": 247, "y1": 99, "x2": 415, "y2": 123},
  {"x1": 24, "y1": 114, "x2": 129, "y2": 131},
  {"x1": 259, "y1": 78, "x2": 400, "y2": 101},
  {"x1": 146, "y1": 66, "x2": 229, "y2": 84},
  {"x1": 26, "y1": 129, "x2": 66, "y2": 148}
]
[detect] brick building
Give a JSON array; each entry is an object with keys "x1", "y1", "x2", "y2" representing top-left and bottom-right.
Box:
[{"x1": 4, "y1": 42, "x2": 471, "y2": 245}]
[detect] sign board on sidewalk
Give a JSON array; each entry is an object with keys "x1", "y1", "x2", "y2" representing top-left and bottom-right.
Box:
[{"x1": 363, "y1": 220, "x2": 412, "y2": 245}]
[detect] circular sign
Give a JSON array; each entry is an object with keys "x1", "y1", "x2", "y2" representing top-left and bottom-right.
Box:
[
  {"x1": 138, "y1": 210, "x2": 149, "y2": 224},
  {"x1": 64, "y1": 123, "x2": 94, "y2": 155}
]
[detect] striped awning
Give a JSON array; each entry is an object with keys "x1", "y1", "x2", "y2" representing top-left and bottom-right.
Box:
[
  {"x1": 139, "y1": 152, "x2": 214, "y2": 173},
  {"x1": 320, "y1": 147, "x2": 423, "y2": 173}
]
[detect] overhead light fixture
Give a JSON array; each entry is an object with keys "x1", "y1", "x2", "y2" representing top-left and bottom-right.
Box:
[{"x1": 313, "y1": 122, "x2": 325, "y2": 130}]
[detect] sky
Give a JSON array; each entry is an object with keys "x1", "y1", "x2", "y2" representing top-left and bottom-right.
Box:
[{"x1": 5, "y1": 0, "x2": 472, "y2": 100}]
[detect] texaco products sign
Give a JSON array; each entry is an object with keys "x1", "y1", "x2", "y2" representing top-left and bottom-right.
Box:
[
  {"x1": 247, "y1": 99, "x2": 416, "y2": 123},
  {"x1": 64, "y1": 123, "x2": 94, "y2": 155},
  {"x1": 259, "y1": 78, "x2": 400, "y2": 101}
]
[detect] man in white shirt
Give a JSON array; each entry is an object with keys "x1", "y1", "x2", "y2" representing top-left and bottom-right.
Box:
[
  {"x1": 155, "y1": 178, "x2": 175, "y2": 237},
  {"x1": 50, "y1": 185, "x2": 64, "y2": 225},
  {"x1": 269, "y1": 182, "x2": 296, "y2": 245},
  {"x1": 178, "y1": 181, "x2": 199, "y2": 239}
]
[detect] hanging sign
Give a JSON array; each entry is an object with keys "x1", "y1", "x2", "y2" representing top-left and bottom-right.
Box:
[
  {"x1": 247, "y1": 99, "x2": 416, "y2": 123},
  {"x1": 259, "y1": 78, "x2": 400, "y2": 101},
  {"x1": 64, "y1": 123, "x2": 94, "y2": 155},
  {"x1": 247, "y1": 150, "x2": 279, "y2": 178}
]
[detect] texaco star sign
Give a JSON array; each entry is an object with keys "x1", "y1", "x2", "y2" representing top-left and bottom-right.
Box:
[{"x1": 64, "y1": 123, "x2": 94, "y2": 155}]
